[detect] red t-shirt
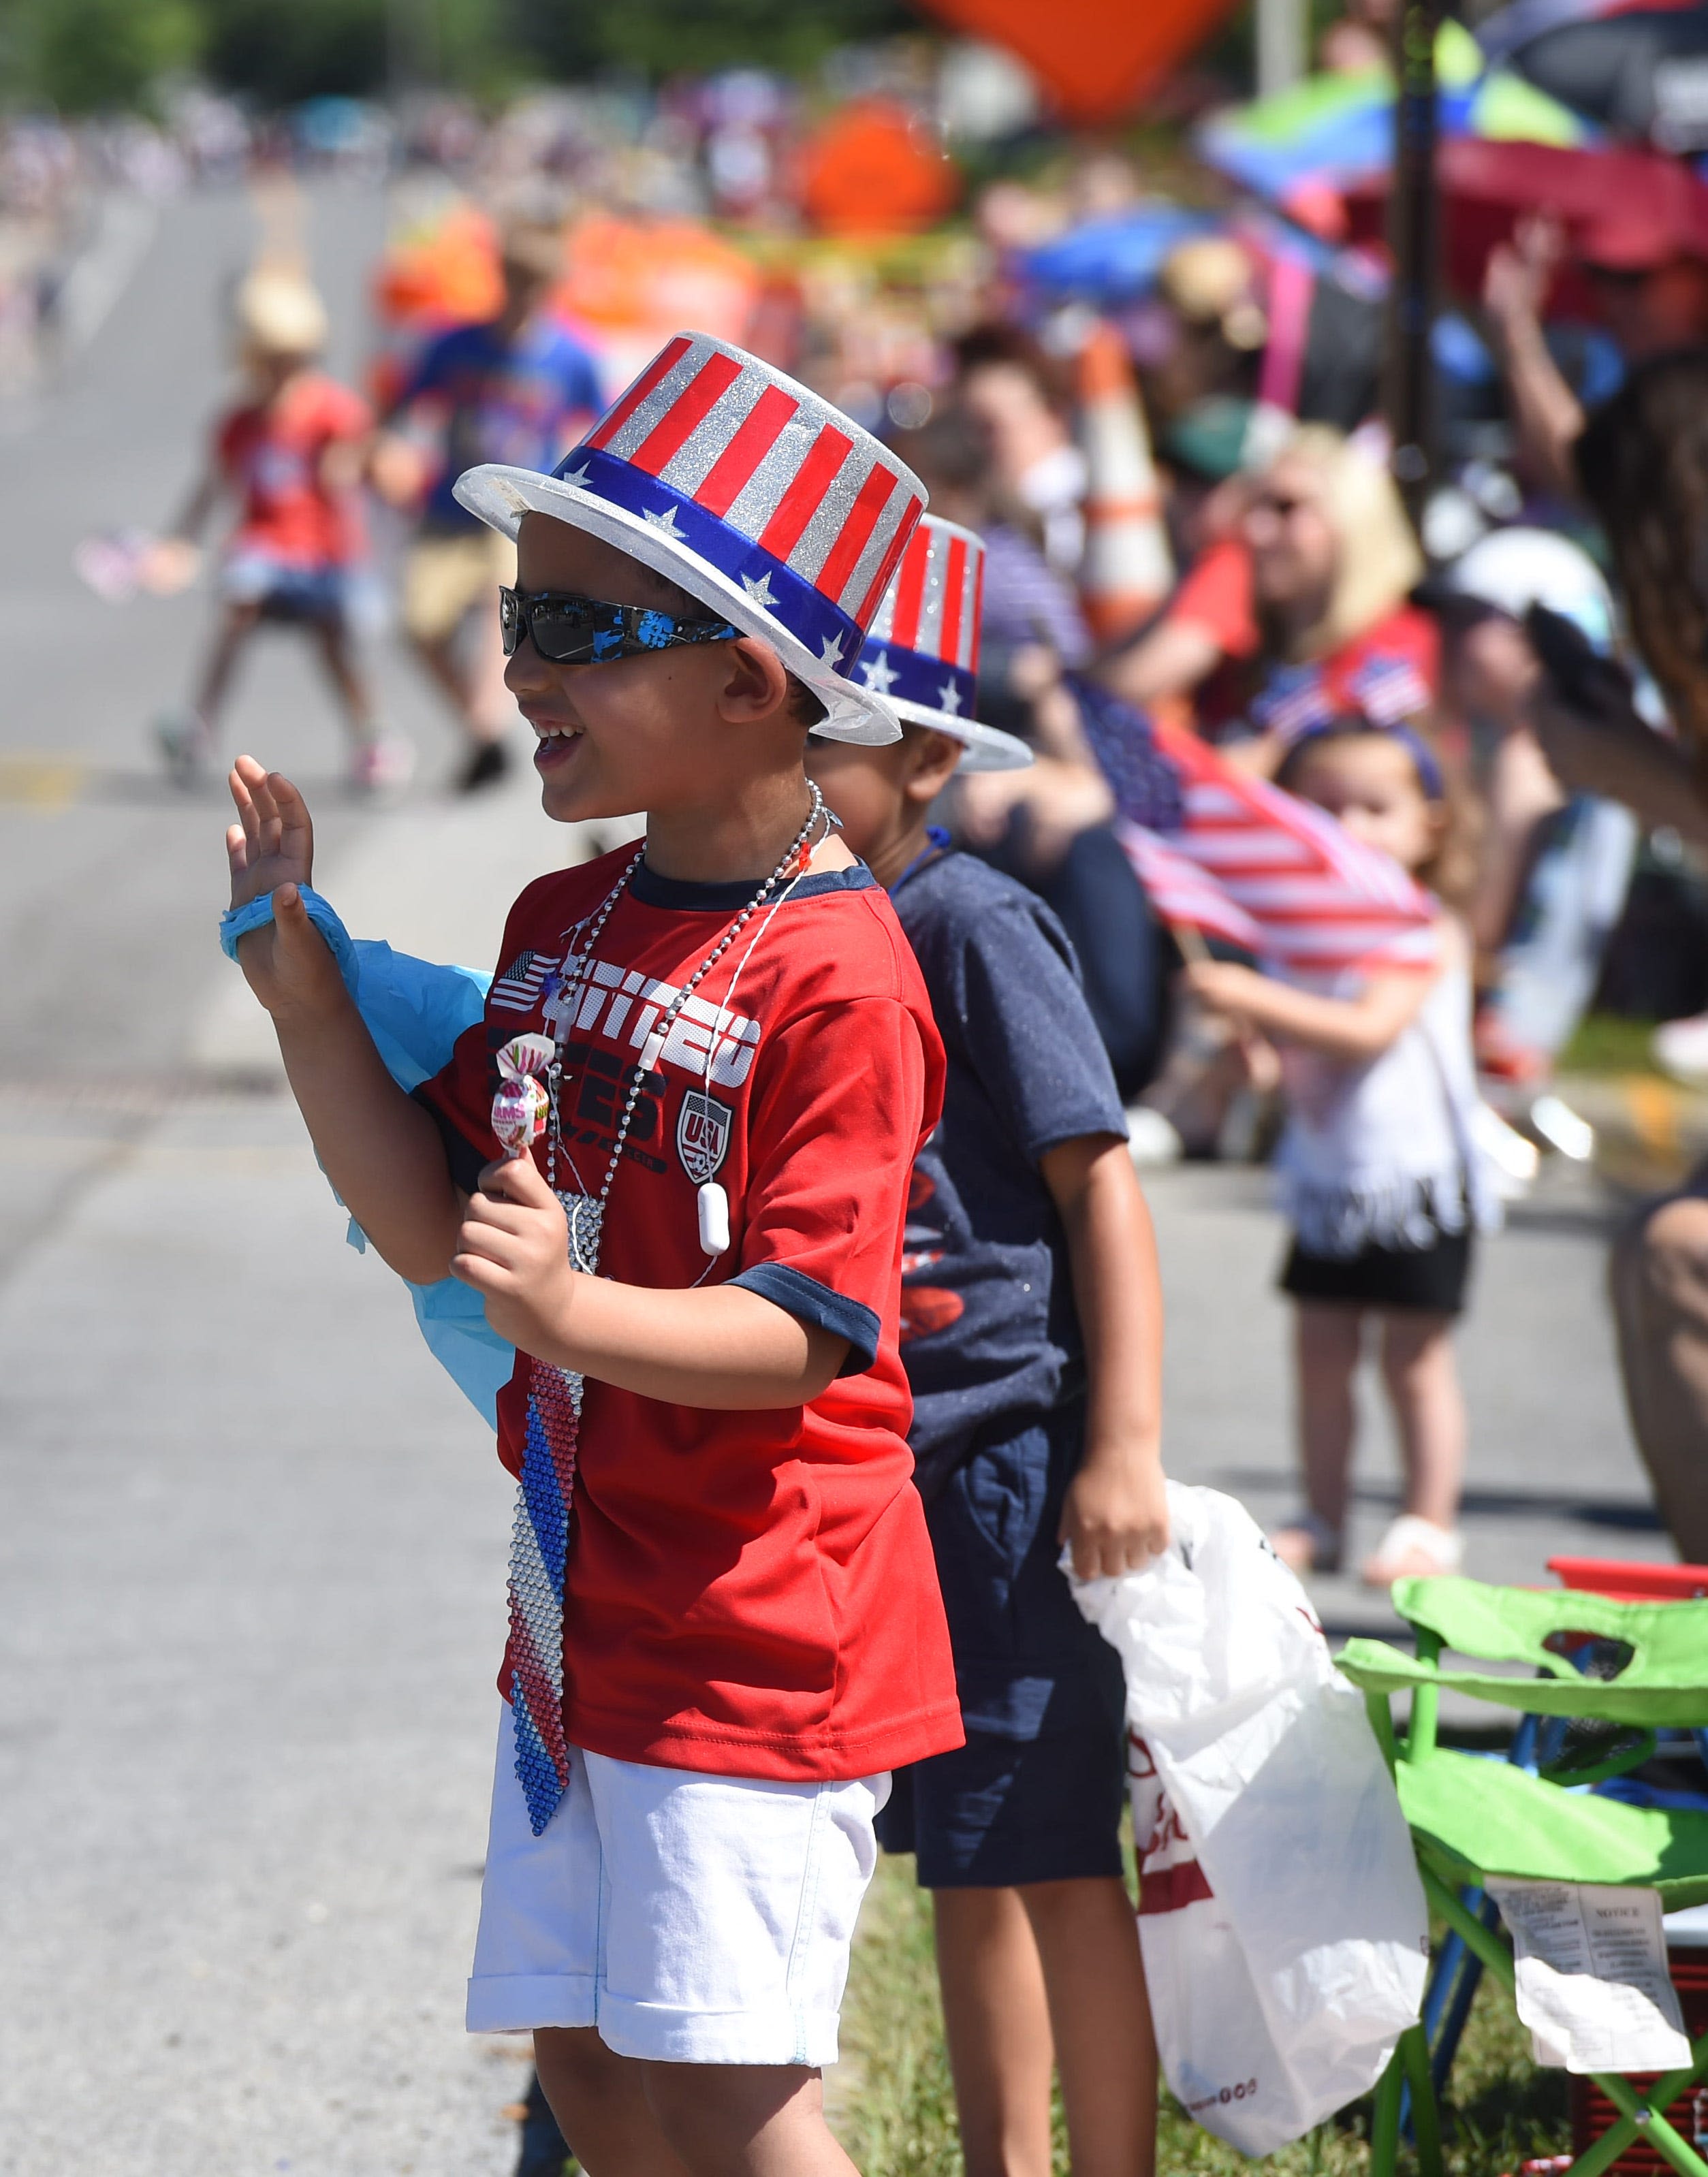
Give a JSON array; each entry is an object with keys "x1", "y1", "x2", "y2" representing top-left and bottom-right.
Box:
[
  {"x1": 419, "y1": 851, "x2": 963, "y2": 1782},
  {"x1": 215, "y1": 371, "x2": 371, "y2": 569},
  {"x1": 1166, "y1": 535, "x2": 1261, "y2": 658},
  {"x1": 1318, "y1": 605, "x2": 1440, "y2": 712}
]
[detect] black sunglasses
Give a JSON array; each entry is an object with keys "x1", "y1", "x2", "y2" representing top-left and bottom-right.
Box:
[{"x1": 499, "y1": 587, "x2": 739, "y2": 666}]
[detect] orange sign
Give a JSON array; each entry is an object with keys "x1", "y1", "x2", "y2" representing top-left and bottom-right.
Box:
[
  {"x1": 798, "y1": 99, "x2": 961, "y2": 238},
  {"x1": 373, "y1": 204, "x2": 503, "y2": 327},
  {"x1": 913, "y1": 0, "x2": 1240, "y2": 125},
  {"x1": 558, "y1": 213, "x2": 763, "y2": 383},
  {"x1": 561, "y1": 214, "x2": 759, "y2": 341}
]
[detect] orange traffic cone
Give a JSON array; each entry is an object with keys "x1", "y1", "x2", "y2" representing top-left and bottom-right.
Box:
[{"x1": 1076, "y1": 321, "x2": 1173, "y2": 641}]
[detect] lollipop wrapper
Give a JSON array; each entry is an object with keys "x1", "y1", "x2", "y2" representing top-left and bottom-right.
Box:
[
  {"x1": 496, "y1": 1032, "x2": 555, "y2": 1083},
  {"x1": 492, "y1": 1073, "x2": 550, "y2": 1158}
]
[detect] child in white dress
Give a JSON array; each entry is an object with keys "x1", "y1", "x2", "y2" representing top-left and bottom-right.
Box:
[{"x1": 1184, "y1": 716, "x2": 1497, "y2": 1585}]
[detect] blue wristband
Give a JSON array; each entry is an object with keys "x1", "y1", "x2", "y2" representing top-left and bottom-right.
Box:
[{"x1": 219, "y1": 885, "x2": 355, "y2": 979}]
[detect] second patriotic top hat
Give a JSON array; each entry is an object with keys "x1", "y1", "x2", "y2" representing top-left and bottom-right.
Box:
[
  {"x1": 454, "y1": 330, "x2": 927, "y2": 744},
  {"x1": 854, "y1": 515, "x2": 1031, "y2": 770}
]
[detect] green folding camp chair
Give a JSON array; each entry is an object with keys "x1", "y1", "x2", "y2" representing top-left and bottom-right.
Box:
[{"x1": 1338, "y1": 1576, "x2": 1708, "y2": 2177}]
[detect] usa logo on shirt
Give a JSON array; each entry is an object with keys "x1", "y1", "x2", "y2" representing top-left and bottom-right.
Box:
[{"x1": 676, "y1": 1090, "x2": 731, "y2": 1182}]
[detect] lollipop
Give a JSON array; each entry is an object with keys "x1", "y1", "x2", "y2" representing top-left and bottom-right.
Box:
[{"x1": 492, "y1": 1034, "x2": 555, "y2": 1158}]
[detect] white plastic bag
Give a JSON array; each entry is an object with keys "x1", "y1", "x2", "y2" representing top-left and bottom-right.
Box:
[{"x1": 1069, "y1": 1482, "x2": 1428, "y2": 2155}]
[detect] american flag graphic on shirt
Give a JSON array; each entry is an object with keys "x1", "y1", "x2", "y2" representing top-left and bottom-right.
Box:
[
  {"x1": 492, "y1": 949, "x2": 555, "y2": 1013},
  {"x1": 1252, "y1": 652, "x2": 1433, "y2": 744}
]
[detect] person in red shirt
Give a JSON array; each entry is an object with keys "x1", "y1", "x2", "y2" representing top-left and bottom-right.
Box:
[
  {"x1": 1102, "y1": 425, "x2": 1436, "y2": 750},
  {"x1": 218, "y1": 336, "x2": 960, "y2": 2176},
  {"x1": 151, "y1": 269, "x2": 409, "y2": 792}
]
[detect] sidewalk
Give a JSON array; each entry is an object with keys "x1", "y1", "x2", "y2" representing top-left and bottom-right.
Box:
[
  {"x1": 0, "y1": 1090, "x2": 524, "y2": 2174},
  {"x1": 1146, "y1": 1153, "x2": 1666, "y2": 1648}
]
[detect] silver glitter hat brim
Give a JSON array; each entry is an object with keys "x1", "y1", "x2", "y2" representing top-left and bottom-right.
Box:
[
  {"x1": 451, "y1": 462, "x2": 902, "y2": 748},
  {"x1": 885, "y1": 692, "x2": 1034, "y2": 772}
]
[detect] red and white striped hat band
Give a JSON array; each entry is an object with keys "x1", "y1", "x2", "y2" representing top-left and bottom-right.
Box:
[
  {"x1": 454, "y1": 331, "x2": 928, "y2": 745},
  {"x1": 856, "y1": 516, "x2": 1031, "y2": 772}
]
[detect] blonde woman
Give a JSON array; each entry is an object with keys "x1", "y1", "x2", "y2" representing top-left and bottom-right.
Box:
[{"x1": 1103, "y1": 425, "x2": 1436, "y2": 749}]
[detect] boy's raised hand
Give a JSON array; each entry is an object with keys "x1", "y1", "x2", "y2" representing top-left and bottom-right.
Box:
[{"x1": 226, "y1": 755, "x2": 341, "y2": 1019}]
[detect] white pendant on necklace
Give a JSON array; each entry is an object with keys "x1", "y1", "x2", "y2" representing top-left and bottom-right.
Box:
[{"x1": 697, "y1": 1181, "x2": 730, "y2": 1258}]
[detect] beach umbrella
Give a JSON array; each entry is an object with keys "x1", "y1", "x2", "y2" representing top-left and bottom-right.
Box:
[
  {"x1": 1196, "y1": 22, "x2": 1591, "y2": 210},
  {"x1": 1342, "y1": 132, "x2": 1708, "y2": 304},
  {"x1": 1020, "y1": 206, "x2": 1221, "y2": 307},
  {"x1": 1479, "y1": 0, "x2": 1708, "y2": 151}
]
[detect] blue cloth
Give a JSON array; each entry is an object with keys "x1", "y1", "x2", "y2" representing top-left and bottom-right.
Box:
[
  {"x1": 219, "y1": 886, "x2": 513, "y2": 1426},
  {"x1": 889, "y1": 851, "x2": 1128, "y2": 1490},
  {"x1": 873, "y1": 1399, "x2": 1128, "y2": 1887},
  {"x1": 220, "y1": 885, "x2": 354, "y2": 972},
  {"x1": 398, "y1": 317, "x2": 603, "y2": 528},
  {"x1": 1021, "y1": 206, "x2": 1219, "y2": 305}
]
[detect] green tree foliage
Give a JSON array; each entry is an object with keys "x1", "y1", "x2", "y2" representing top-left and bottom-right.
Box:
[
  {"x1": 4, "y1": 0, "x2": 201, "y2": 114},
  {"x1": 0, "y1": 0, "x2": 920, "y2": 110},
  {"x1": 516, "y1": 0, "x2": 915, "y2": 82},
  {"x1": 199, "y1": 0, "x2": 514, "y2": 102},
  {"x1": 198, "y1": 0, "x2": 389, "y2": 104}
]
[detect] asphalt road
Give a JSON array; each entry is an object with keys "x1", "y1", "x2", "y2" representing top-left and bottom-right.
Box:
[{"x1": 0, "y1": 178, "x2": 1675, "y2": 2176}]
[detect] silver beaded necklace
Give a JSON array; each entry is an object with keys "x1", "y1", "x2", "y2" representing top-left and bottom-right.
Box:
[{"x1": 543, "y1": 781, "x2": 833, "y2": 1275}]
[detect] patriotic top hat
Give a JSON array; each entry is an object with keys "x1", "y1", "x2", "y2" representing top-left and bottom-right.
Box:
[
  {"x1": 854, "y1": 515, "x2": 1031, "y2": 771},
  {"x1": 454, "y1": 330, "x2": 927, "y2": 744}
]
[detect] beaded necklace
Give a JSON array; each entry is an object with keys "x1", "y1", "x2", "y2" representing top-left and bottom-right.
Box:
[{"x1": 541, "y1": 781, "x2": 832, "y2": 1275}]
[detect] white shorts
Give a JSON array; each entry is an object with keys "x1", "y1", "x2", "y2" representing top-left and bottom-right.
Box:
[{"x1": 468, "y1": 1708, "x2": 888, "y2": 2065}]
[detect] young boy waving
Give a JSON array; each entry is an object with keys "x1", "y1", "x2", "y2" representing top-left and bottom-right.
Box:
[
  {"x1": 809, "y1": 515, "x2": 1167, "y2": 2177},
  {"x1": 221, "y1": 336, "x2": 961, "y2": 2176}
]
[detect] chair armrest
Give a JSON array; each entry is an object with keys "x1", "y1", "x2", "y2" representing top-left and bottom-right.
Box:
[{"x1": 1338, "y1": 1638, "x2": 1708, "y2": 1725}]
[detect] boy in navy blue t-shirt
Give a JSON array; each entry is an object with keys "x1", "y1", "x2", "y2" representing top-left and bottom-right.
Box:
[{"x1": 808, "y1": 515, "x2": 1167, "y2": 2177}]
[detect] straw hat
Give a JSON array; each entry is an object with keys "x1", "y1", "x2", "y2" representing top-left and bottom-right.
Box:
[{"x1": 234, "y1": 270, "x2": 328, "y2": 357}]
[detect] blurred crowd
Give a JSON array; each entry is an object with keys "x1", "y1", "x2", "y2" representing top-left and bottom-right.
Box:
[
  {"x1": 29, "y1": 18, "x2": 1708, "y2": 1577},
  {"x1": 99, "y1": 60, "x2": 1706, "y2": 1107}
]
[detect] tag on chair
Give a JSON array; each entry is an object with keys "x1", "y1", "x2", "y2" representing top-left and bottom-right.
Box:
[{"x1": 1487, "y1": 1880, "x2": 1692, "y2": 2073}]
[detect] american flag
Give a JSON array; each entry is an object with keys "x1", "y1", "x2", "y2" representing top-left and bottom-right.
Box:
[
  {"x1": 1072, "y1": 680, "x2": 1438, "y2": 982},
  {"x1": 1252, "y1": 652, "x2": 1433, "y2": 744},
  {"x1": 491, "y1": 949, "x2": 556, "y2": 1014},
  {"x1": 1120, "y1": 828, "x2": 1268, "y2": 957}
]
